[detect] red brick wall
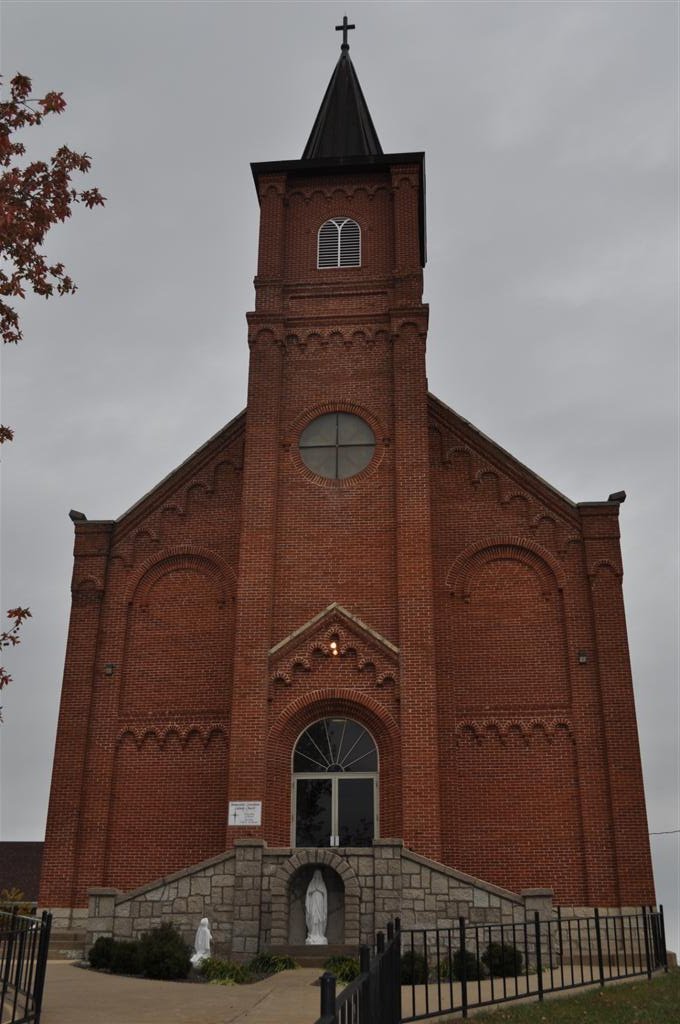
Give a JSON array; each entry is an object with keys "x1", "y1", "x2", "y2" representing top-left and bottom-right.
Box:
[
  {"x1": 40, "y1": 422, "x2": 243, "y2": 906},
  {"x1": 453, "y1": 723, "x2": 584, "y2": 901},
  {"x1": 40, "y1": 158, "x2": 655, "y2": 910},
  {"x1": 429, "y1": 401, "x2": 655, "y2": 905},
  {"x1": 106, "y1": 730, "x2": 228, "y2": 890}
]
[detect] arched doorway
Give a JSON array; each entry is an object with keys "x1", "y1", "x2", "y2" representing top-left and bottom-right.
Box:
[{"x1": 292, "y1": 718, "x2": 378, "y2": 847}]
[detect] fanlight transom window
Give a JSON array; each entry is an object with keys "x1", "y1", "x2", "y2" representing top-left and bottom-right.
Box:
[
  {"x1": 318, "y1": 217, "x2": 361, "y2": 268},
  {"x1": 294, "y1": 719, "x2": 377, "y2": 773},
  {"x1": 293, "y1": 718, "x2": 378, "y2": 847}
]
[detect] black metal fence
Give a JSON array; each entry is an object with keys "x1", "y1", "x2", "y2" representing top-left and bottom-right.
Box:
[
  {"x1": 400, "y1": 906, "x2": 668, "y2": 1021},
  {"x1": 315, "y1": 919, "x2": 402, "y2": 1024},
  {"x1": 0, "y1": 909, "x2": 52, "y2": 1024}
]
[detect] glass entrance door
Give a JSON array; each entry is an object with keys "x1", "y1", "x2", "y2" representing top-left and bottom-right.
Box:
[
  {"x1": 292, "y1": 718, "x2": 378, "y2": 848},
  {"x1": 338, "y1": 777, "x2": 374, "y2": 846},
  {"x1": 295, "y1": 778, "x2": 332, "y2": 847},
  {"x1": 294, "y1": 775, "x2": 376, "y2": 847}
]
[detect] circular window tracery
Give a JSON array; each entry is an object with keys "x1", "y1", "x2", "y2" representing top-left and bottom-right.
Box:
[{"x1": 299, "y1": 412, "x2": 375, "y2": 480}]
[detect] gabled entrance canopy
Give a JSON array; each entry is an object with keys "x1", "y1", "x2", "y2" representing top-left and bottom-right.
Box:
[{"x1": 269, "y1": 602, "x2": 399, "y2": 689}]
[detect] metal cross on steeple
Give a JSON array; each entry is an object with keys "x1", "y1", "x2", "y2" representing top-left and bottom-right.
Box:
[{"x1": 335, "y1": 15, "x2": 355, "y2": 51}]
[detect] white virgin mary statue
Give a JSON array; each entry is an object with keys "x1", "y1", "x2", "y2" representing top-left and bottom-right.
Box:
[
  {"x1": 190, "y1": 917, "x2": 212, "y2": 966},
  {"x1": 304, "y1": 869, "x2": 328, "y2": 946}
]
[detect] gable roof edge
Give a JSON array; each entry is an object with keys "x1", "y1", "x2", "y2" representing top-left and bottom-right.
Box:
[
  {"x1": 428, "y1": 393, "x2": 579, "y2": 524},
  {"x1": 115, "y1": 408, "x2": 246, "y2": 537}
]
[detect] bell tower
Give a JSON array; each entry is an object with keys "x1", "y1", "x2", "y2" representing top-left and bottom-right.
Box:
[{"x1": 226, "y1": 23, "x2": 442, "y2": 859}]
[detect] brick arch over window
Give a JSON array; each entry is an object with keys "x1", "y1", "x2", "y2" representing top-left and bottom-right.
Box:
[
  {"x1": 444, "y1": 540, "x2": 571, "y2": 709},
  {"x1": 269, "y1": 849, "x2": 361, "y2": 946},
  {"x1": 266, "y1": 689, "x2": 401, "y2": 846},
  {"x1": 121, "y1": 550, "x2": 235, "y2": 715}
]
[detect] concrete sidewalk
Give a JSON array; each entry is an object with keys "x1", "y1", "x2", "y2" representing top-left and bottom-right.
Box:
[{"x1": 41, "y1": 961, "x2": 323, "y2": 1024}]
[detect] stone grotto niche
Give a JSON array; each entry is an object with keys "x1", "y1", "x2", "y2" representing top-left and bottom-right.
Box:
[{"x1": 288, "y1": 864, "x2": 345, "y2": 945}]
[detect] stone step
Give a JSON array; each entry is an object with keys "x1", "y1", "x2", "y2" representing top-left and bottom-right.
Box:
[
  {"x1": 48, "y1": 929, "x2": 87, "y2": 960},
  {"x1": 267, "y1": 944, "x2": 359, "y2": 967}
]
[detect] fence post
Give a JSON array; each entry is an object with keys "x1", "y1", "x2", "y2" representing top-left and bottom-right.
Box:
[
  {"x1": 641, "y1": 906, "x2": 653, "y2": 981},
  {"x1": 659, "y1": 905, "x2": 669, "y2": 972},
  {"x1": 534, "y1": 912, "x2": 544, "y2": 1002},
  {"x1": 1, "y1": 908, "x2": 18, "y2": 1003},
  {"x1": 594, "y1": 909, "x2": 605, "y2": 986},
  {"x1": 394, "y1": 918, "x2": 402, "y2": 1024},
  {"x1": 320, "y1": 971, "x2": 336, "y2": 1020},
  {"x1": 377, "y1": 930, "x2": 385, "y2": 955},
  {"x1": 387, "y1": 920, "x2": 394, "y2": 942},
  {"x1": 458, "y1": 917, "x2": 468, "y2": 1020},
  {"x1": 34, "y1": 911, "x2": 52, "y2": 1024}
]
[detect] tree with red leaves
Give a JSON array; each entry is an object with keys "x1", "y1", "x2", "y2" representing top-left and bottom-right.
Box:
[{"x1": 0, "y1": 73, "x2": 105, "y2": 714}]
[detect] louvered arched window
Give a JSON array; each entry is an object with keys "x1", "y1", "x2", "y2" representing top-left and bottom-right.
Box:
[{"x1": 317, "y1": 218, "x2": 361, "y2": 268}]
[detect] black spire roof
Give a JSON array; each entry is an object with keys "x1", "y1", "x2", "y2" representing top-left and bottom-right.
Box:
[{"x1": 302, "y1": 30, "x2": 382, "y2": 160}]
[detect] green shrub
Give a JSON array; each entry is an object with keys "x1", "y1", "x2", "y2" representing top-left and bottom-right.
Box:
[
  {"x1": 249, "y1": 952, "x2": 298, "y2": 975},
  {"x1": 401, "y1": 949, "x2": 428, "y2": 984},
  {"x1": 199, "y1": 956, "x2": 253, "y2": 984},
  {"x1": 323, "y1": 955, "x2": 360, "y2": 982},
  {"x1": 481, "y1": 941, "x2": 524, "y2": 978},
  {"x1": 138, "y1": 923, "x2": 191, "y2": 981},
  {"x1": 88, "y1": 936, "x2": 116, "y2": 970},
  {"x1": 438, "y1": 948, "x2": 485, "y2": 981},
  {"x1": 110, "y1": 939, "x2": 142, "y2": 976}
]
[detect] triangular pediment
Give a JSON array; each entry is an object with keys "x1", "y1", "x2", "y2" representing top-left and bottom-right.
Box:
[{"x1": 269, "y1": 603, "x2": 398, "y2": 688}]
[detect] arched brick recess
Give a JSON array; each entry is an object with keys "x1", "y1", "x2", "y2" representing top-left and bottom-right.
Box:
[
  {"x1": 269, "y1": 849, "x2": 361, "y2": 946},
  {"x1": 121, "y1": 551, "x2": 235, "y2": 715},
  {"x1": 443, "y1": 539, "x2": 571, "y2": 710},
  {"x1": 446, "y1": 537, "x2": 567, "y2": 596},
  {"x1": 266, "y1": 689, "x2": 401, "y2": 847},
  {"x1": 125, "y1": 546, "x2": 237, "y2": 605}
]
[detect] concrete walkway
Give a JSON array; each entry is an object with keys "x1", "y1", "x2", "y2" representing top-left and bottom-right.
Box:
[{"x1": 41, "y1": 961, "x2": 323, "y2": 1024}]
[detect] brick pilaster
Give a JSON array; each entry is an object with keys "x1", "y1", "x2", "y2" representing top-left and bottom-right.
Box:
[
  {"x1": 39, "y1": 521, "x2": 113, "y2": 907},
  {"x1": 579, "y1": 502, "x2": 655, "y2": 905}
]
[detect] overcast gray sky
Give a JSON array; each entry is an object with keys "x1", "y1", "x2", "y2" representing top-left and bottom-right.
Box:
[{"x1": 1, "y1": 0, "x2": 678, "y2": 950}]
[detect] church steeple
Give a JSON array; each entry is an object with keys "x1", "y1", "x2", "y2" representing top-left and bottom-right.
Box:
[{"x1": 302, "y1": 17, "x2": 383, "y2": 160}]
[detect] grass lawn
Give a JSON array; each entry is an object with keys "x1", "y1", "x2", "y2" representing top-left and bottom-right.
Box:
[{"x1": 469, "y1": 970, "x2": 678, "y2": 1022}]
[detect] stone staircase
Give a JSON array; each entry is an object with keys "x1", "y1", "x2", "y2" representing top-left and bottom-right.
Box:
[{"x1": 47, "y1": 928, "x2": 87, "y2": 960}]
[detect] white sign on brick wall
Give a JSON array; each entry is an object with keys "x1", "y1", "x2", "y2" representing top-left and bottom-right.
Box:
[{"x1": 228, "y1": 801, "x2": 262, "y2": 826}]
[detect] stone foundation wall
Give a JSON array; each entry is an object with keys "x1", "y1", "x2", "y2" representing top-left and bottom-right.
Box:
[{"x1": 85, "y1": 839, "x2": 560, "y2": 959}]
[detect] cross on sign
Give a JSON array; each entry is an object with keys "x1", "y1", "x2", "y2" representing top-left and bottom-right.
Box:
[{"x1": 336, "y1": 16, "x2": 355, "y2": 49}]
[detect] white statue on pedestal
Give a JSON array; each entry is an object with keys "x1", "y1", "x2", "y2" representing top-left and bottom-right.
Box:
[
  {"x1": 305, "y1": 869, "x2": 328, "y2": 945},
  {"x1": 190, "y1": 917, "x2": 212, "y2": 966}
]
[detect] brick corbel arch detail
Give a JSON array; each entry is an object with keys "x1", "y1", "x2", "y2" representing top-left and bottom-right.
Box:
[
  {"x1": 266, "y1": 688, "x2": 402, "y2": 846},
  {"x1": 587, "y1": 558, "x2": 623, "y2": 581},
  {"x1": 125, "y1": 546, "x2": 237, "y2": 606},
  {"x1": 269, "y1": 850, "x2": 361, "y2": 946},
  {"x1": 446, "y1": 537, "x2": 567, "y2": 599}
]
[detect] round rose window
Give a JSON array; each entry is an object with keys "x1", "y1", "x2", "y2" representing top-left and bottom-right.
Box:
[{"x1": 299, "y1": 413, "x2": 375, "y2": 479}]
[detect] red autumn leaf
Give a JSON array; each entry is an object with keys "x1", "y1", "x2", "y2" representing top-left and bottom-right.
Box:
[{"x1": 1, "y1": 72, "x2": 104, "y2": 712}]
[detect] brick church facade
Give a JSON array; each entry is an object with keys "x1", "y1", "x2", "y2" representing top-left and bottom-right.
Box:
[{"x1": 40, "y1": 31, "x2": 655, "y2": 921}]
